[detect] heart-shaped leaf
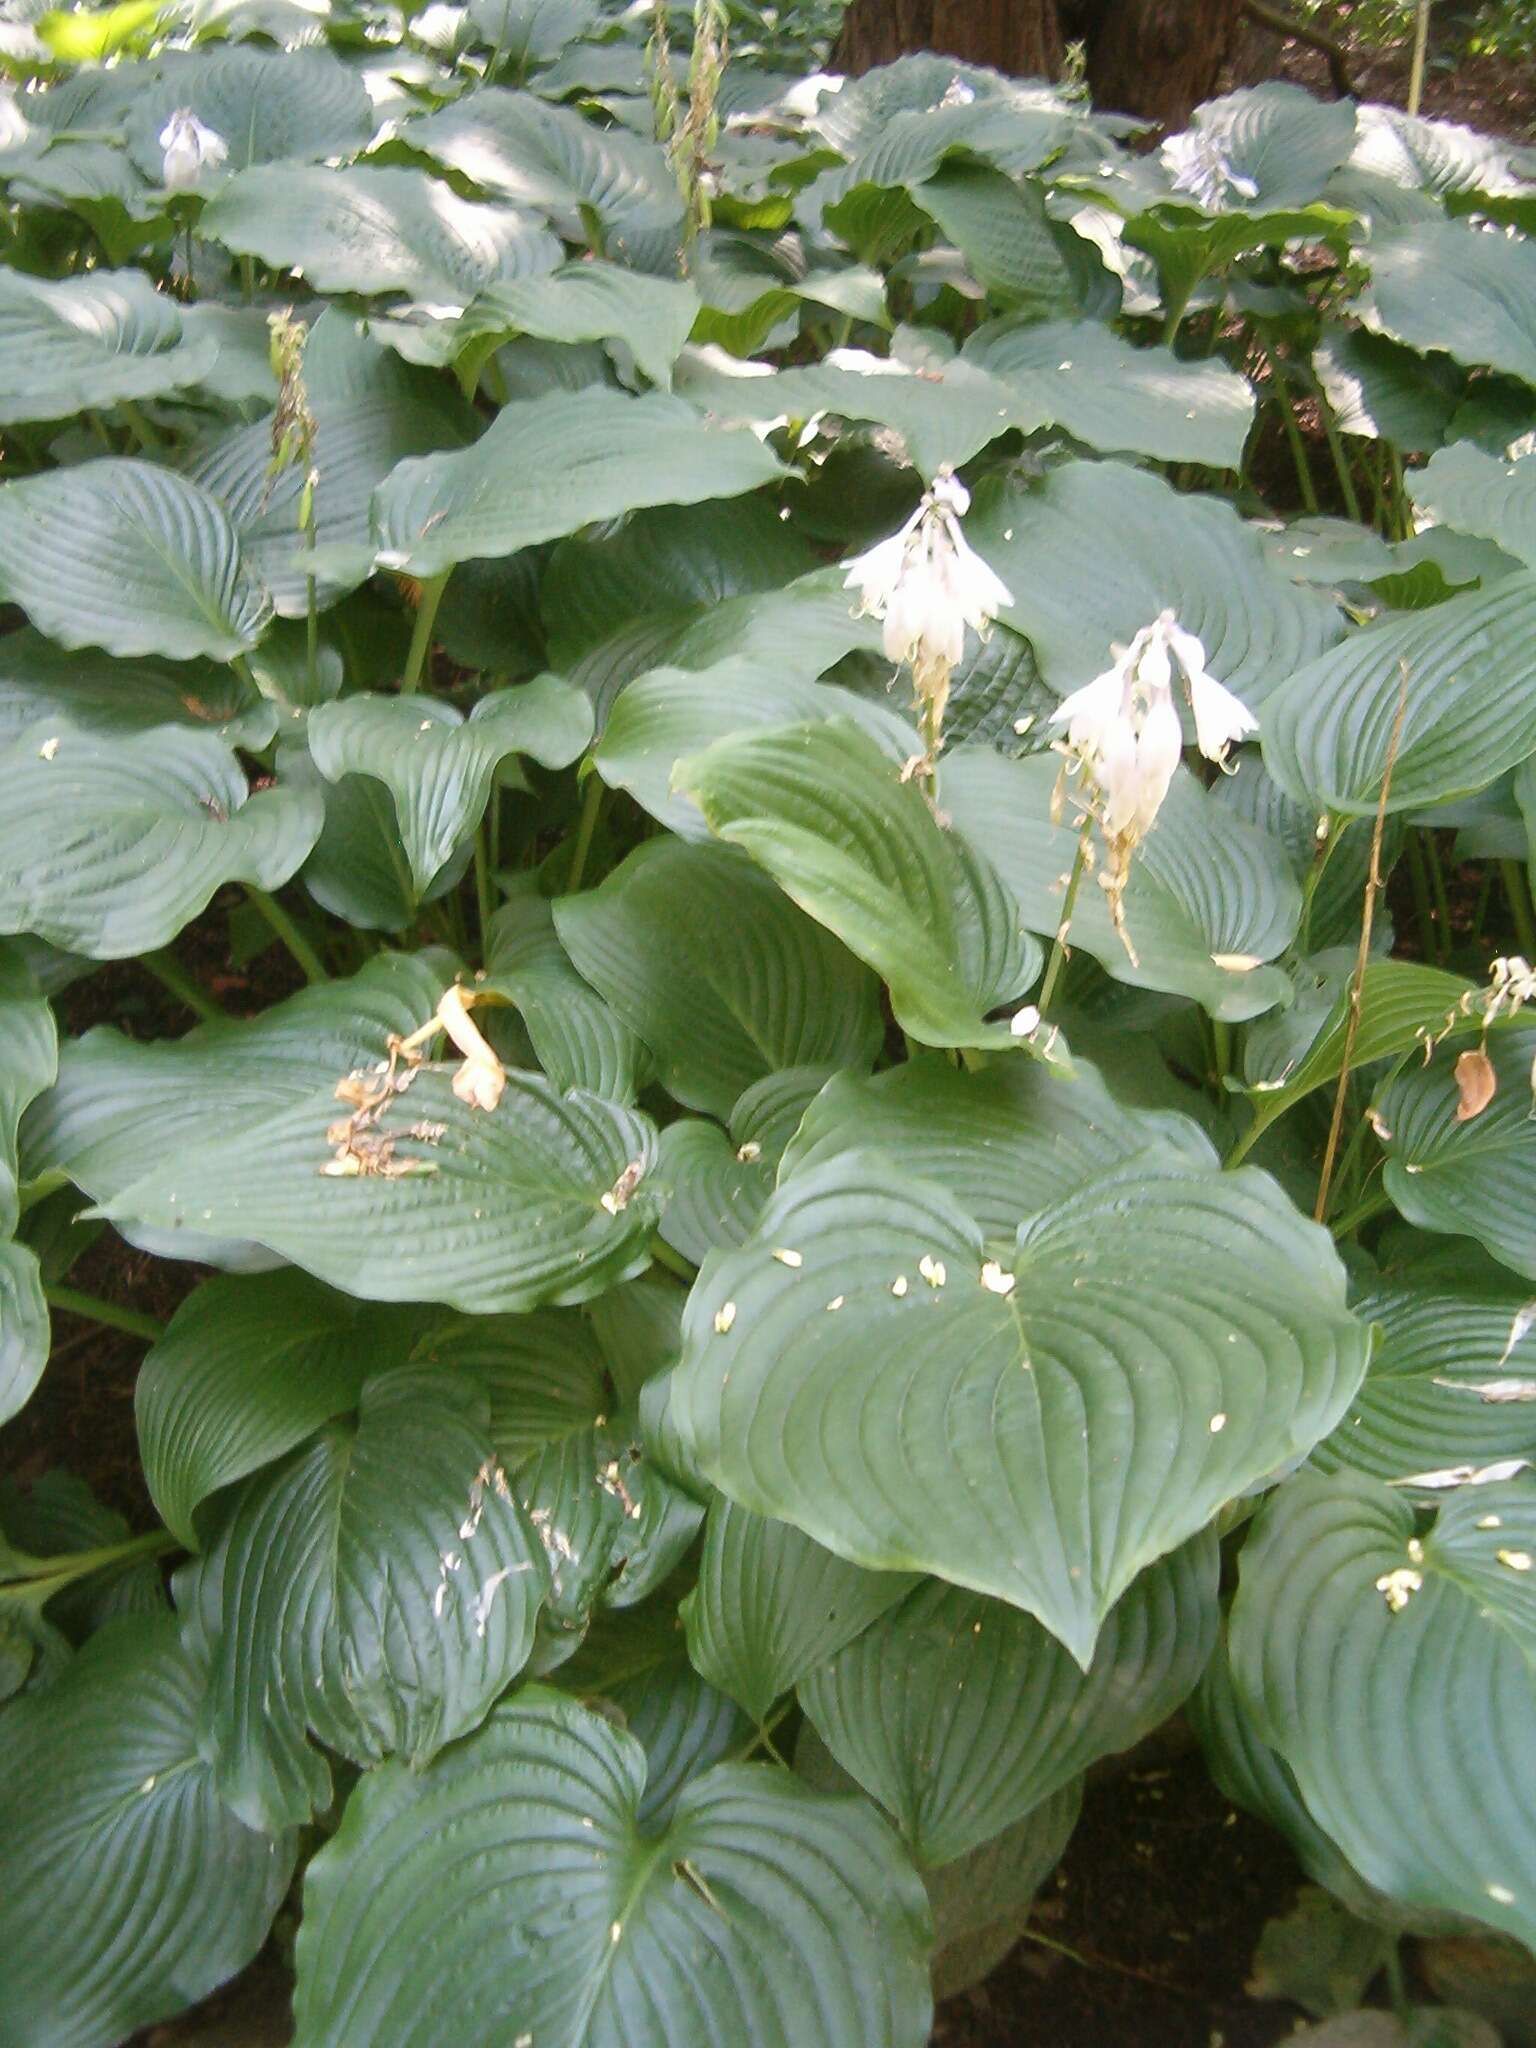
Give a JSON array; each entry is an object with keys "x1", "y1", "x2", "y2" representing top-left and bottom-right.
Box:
[
  {"x1": 671, "y1": 1149, "x2": 1368, "y2": 1664},
  {"x1": 658, "y1": 1066, "x2": 831, "y2": 1264},
  {"x1": 464, "y1": 261, "x2": 699, "y2": 390},
  {"x1": 0, "y1": 266, "x2": 217, "y2": 426},
  {"x1": 1411, "y1": 444, "x2": 1536, "y2": 572},
  {"x1": 484, "y1": 882, "x2": 650, "y2": 1102},
  {"x1": 124, "y1": 45, "x2": 374, "y2": 180},
  {"x1": 0, "y1": 629, "x2": 275, "y2": 751},
  {"x1": 292, "y1": 1690, "x2": 933, "y2": 2047},
  {"x1": 1362, "y1": 221, "x2": 1536, "y2": 384}
]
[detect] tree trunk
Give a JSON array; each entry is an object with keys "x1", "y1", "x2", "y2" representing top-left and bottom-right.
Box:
[
  {"x1": 1076, "y1": 0, "x2": 1241, "y2": 125},
  {"x1": 832, "y1": 0, "x2": 1064, "y2": 81}
]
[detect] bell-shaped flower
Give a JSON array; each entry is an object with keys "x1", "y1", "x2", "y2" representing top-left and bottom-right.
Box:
[
  {"x1": 159, "y1": 109, "x2": 229, "y2": 192},
  {"x1": 436, "y1": 983, "x2": 506, "y2": 1113},
  {"x1": 1162, "y1": 128, "x2": 1259, "y2": 211}
]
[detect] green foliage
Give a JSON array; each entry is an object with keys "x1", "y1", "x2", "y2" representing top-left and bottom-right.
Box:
[{"x1": 1, "y1": 10, "x2": 1535, "y2": 2044}]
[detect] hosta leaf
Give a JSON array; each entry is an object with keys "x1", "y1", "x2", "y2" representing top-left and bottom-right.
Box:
[
  {"x1": 0, "y1": 1615, "x2": 295, "y2": 2047},
  {"x1": 671, "y1": 1150, "x2": 1368, "y2": 1665},
  {"x1": 1170, "y1": 84, "x2": 1357, "y2": 209},
  {"x1": 191, "y1": 1366, "x2": 548, "y2": 1831},
  {"x1": 0, "y1": 1469, "x2": 166, "y2": 1637},
  {"x1": 799, "y1": 1531, "x2": 1217, "y2": 1866},
  {"x1": 408, "y1": 87, "x2": 682, "y2": 250},
  {"x1": 657, "y1": 1066, "x2": 830, "y2": 1264},
  {"x1": 0, "y1": 722, "x2": 322, "y2": 959},
  {"x1": 0, "y1": 946, "x2": 56, "y2": 1427},
  {"x1": 369, "y1": 387, "x2": 787, "y2": 580},
  {"x1": 100, "y1": 1066, "x2": 662, "y2": 1314},
  {"x1": 683, "y1": 1498, "x2": 918, "y2": 1724},
  {"x1": 1362, "y1": 221, "x2": 1536, "y2": 385},
  {"x1": 967, "y1": 460, "x2": 1341, "y2": 708},
  {"x1": 0, "y1": 267, "x2": 217, "y2": 427},
  {"x1": 1314, "y1": 325, "x2": 1459, "y2": 450},
  {"x1": 124, "y1": 45, "x2": 374, "y2": 180},
  {"x1": 962, "y1": 314, "x2": 1255, "y2": 468},
  {"x1": 1262, "y1": 575, "x2": 1536, "y2": 816},
  {"x1": 0, "y1": 459, "x2": 273, "y2": 663},
  {"x1": 554, "y1": 839, "x2": 882, "y2": 1120},
  {"x1": 908, "y1": 165, "x2": 1084, "y2": 316},
  {"x1": 0, "y1": 630, "x2": 275, "y2": 751},
  {"x1": 923, "y1": 1779, "x2": 1081, "y2": 1998},
  {"x1": 604, "y1": 1659, "x2": 751, "y2": 1831},
  {"x1": 464, "y1": 260, "x2": 699, "y2": 390},
  {"x1": 484, "y1": 882, "x2": 649, "y2": 1102},
  {"x1": 1378, "y1": 1031, "x2": 1536, "y2": 1280},
  {"x1": 137, "y1": 1270, "x2": 421, "y2": 1550},
  {"x1": 291, "y1": 751, "x2": 471, "y2": 935},
  {"x1": 594, "y1": 660, "x2": 918, "y2": 840},
  {"x1": 811, "y1": 56, "x2": 1073, "y2": 180},
  {"x1": 1230, "y1": 1469, "x2": 1536, "y2": 1949},
  {"x1": 1411, "y1": 444, "x2": 1536, "y2": 573},
  {"x1": 676, "y1": 719, "x2": 1041, "y2": 1050},
  {"x1": 465, "y1": 0, "x2": 600, "y2": 63},
  {"x1": 779, "y1": 1051, "x2": 1215, "y2": 1236},
  {"x1": 1350, "y1": 103, "x2": 1526, "y2": 199},
  {"x1": 201, "y1": 164, "x2": 562, "y2": 305},
  {"x1": 1124, "y1": 204, "x2": 1355, "y2": 328},
  {"x1": 307, "y1": 680, "x2": 592, "y2": 897},
  {"x1": 0, "y1": 1243, "x2": 48, "y2": 1435},
  {"x1": 292, "y1": 1691, "x2": 933, "y2": 2048},
  {"x1": 942, "y1": 753, "x2": 1299, "y2": 1022},
  {"x1": 1311, "y1": 1252, "x2": 1536, "y2": 1496}
]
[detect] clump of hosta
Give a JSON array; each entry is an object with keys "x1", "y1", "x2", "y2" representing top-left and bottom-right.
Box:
[
  {"x1": 158, "y1": 108, "x2": 228, "y2": 191},
  {"x1": 1050, "y1": 610, "x2": 1256, "y2": 960},
  {"x1": 843, "y1": 466, "x2": 1014, "y2": 780}
]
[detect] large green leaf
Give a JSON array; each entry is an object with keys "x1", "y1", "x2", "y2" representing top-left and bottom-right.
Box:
[
  {"x1": 1411, "y1": 444, "x2": 1536, "y2": 573},
  {"x1": 909, "y1": 165, "x2": 1085, "y2": 316},
  {"x1": 676, "y1": 720, "x2": 1041, "y2": 1050},
  {"x1": 201, "y1": 164, "x2": 562, "y2": 304},
  {"x1": 124, "y1": 45, "x2": 374, "y2": 180},
  {"x1": 1378, "y1": 1030, "x2": 1536, "y2": 1280},
  {"x1": 0, "y1": 1615, "x2": 295, "y2": 2047},
  {"x1": 1311, "y1": 1249, "x2": 1536, "y2": 1495},
  {"x1": 1362, "y1": 221, "x2": 1536, "y2": 384},
  {"x1": 779, "y1": 1051, "x2": 1215, "y2": 1236},
  {"x1": 407, "y1": 87, "x2": 682, "y2": 251},
  {"x1": 942, "y1": 753, "x2": 1299, "y2": 1022},
  {"x1": 657, "y1": 1066, "x2": 830, "y2": 1264},
  {"x1": 966, "y1": 460, "x2": 1341, "y2": 708},
  {"x1": 593, "y1": 660, "x2": 917, "y2": 840},
  {"x1": 137, "y1": 1270, "x2": 421, "y2": 1550},
  {"x1": 292, "y1": 1690, "x2": 933, "y2": 2047},
  {"x1": 0, "y1": 945, "x2": 55, "y2": 1427},
  {"x1": 1123, "y1": 203, "x2": 1355, "y2": 331},
  {"x1": 1168, "y1": 84, "x2": 1357, "y2": 209},
  {"x1": 962, "y1": 314, "x2": 1255, "y2": 468},
  {"x1": 307, "y1": 680, "x2": 592, "y2": 897},
  {"x1": 1314, "y1": 325, "x2": 1460, "y2": 450},
  {"x1": 799, "y1": 1531, "x2": 1217, "y2": 1866},
  {"x1": 554, "y1": 838, "x2": 882, "y2": 1120},
  {"x1": 0, "y1": 722, "x2": 321, "y2": 959},
  {"x1": 0, "y1": 267, "x2": 218, "y2": 427},
  {"x1": 367, "y1": 387, "x2": 787, "y2": 580},
  {"x1": 99, "y1": 1066, "x2": 662, "y2": 1314},
  {"x1": 671, "y1": 1149, "x2": 1368, "y2": 1664},
  {"x1": 483, "y1": 881, "x2": 649, "y2": 1102},
  {"x1": 464, "y1": 260, "x2": 699, "y2": 390},
  {"x1": 0, "y1": 1243, "x2": 48, "y2": 1438},
  {"x1": 1262, "y1": 574, "x2": 1536, "y2": 816},
  {"x1": 0, "y1": 459, "x2": 273, "y2": 663},
  {"x1": 683, "y1": 1498, "x2": 918, "y2": 1724},
  {"x1": 1230, "y1": 1469, "x2": 1536, "y2": 1949},
  {"x1": 0, "y1": 630, "x2": 275, "y2": 751},
  {"x1": 190, "y1": 1365, "x2": 548, "y2": 1832},
  {"x1": 1349, "y1": 102, "x2": 1526, "y2": 199},
  {"x1": 290, "y1": 749, "x2": 471, "y2": 935}
]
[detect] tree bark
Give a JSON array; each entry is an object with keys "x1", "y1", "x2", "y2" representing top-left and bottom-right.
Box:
[
  {"x1": 832, "y1": 0, "x2": 1064, "y2": 81},
  {"x1": 1075, "y1": 0, "x2": 1241, "y2": 125}
]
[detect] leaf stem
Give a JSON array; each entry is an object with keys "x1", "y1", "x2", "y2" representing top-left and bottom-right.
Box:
[
  {"x1": 142, "y1": 948, "x2": 225, "y2": 1026},
  {"x1": 246, "y1": 886, "x2": 329, "y2": 984},
  {"x1": 1502, "y1": 859, "x2": 1536, "y2": 961},
  {"x1": 44, "y1": 1285, "x2": 165, "y2": 1343},
  {"x1": 474, "y1": 823, "x2": 495, "y2": 959},
  {"x1": 1038, "y1": 812, "x2": 1093, "y2": 1019},
  {"x1": 118, "y1": 399, "x2": 165, "y2": 454},
  {"x1": 1269, "y1": 352, "x2": 1319, "y2": 514},
  {"x1": 648, "y1": 1235, "x2": 697, "y2": 1284},
  {"x1": 403, "y1": 571, "x2": 450, "y2": 693},
  {"x1": 1329, "y1": 1186, "x2": 1392, "y2": 1241},
  {"x1": 3, "y1": 1526, "x2": 176, "y2": 1596},
  {"x1": 567, "y1": 771, "x2": 606, "y2": 893},
  {"x1": 1405, "y1": 831, "x2": 1440, "y2": 962}
]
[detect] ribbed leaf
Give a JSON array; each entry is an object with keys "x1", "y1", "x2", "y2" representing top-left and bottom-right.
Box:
[
  {"x1": 0, "y1": 630, "x2": 275, "y2": 751},
  {"x1": 799, "y1": 1531, "x2": 1217, "y2": 1865},
  {"x1": 1411, "y1": 443, "x2": 1536, "y2": 572},
  {"x1": 909, "y1": 165, "x2": 1083, "y2": 316},
  {"x1": 967, "y1": 460, "x2": 1341, "y2": 708},
  {"x1": 1171, "y1": 84, "x2": 1357, "y2": 208},
  {"x1": 1315, "y1": 325, "x2": 1459, "y2": 449},
  {"x1": 0, "y1": 1615, "x2": 295, "y2": 2048},
  {"x1": 100, "y1": 1067, "x2": 662, "y2": 1314},
  {"x1": 554, "y1": 839, "x2": 882, "y2": 1120},
  {"x1": 943, "y1": 753, "x2": 1299, "y2": 1022},
  {"x1": 369, "y1": 387, "x2": 787, "y2": 579},
  {"x1": 1350, "y1": 103, "x2": 1525, "y2": 198},
  {"x1": 683, "y1": 1498, "x2": 918, "y2": 1724},
  {"x1": 677, "y1": 719, "x2": 1041, "y2": 1050},
  {"x1": 137, "y1": 1271, "x2": 420, "y2": 1550},
  {"x1": 0, "y1": 722, "x2": 321, "y2": 959},
  {"x1": 1263, "y1": 575, "x2": 1536, "y2": 815},
  {"x1": 1363, "y1": 221, "x2": 1536, "y2": 384},
  {"x1": 0, "y1": 267, "x2": 217, "y2": 426},
  {"x1": 189, "y1": 1366, "x2": 548, "y2": 1831},
  {"x1": 308, "y1": 680, "x2": 592, "y2": 897},
  {"x1": 484, "y1": 881, "x2": 649, "y2": 1102},
  {"x1": 0, "y1": 459, "x2": 273, "y2": 662},
  {"x1": 464, "y1": 261, "x2": 698, "y2": 389},
  {"x1": 658, "y1": 1067, "x2": 831, "y2": 1264},
  {"x1": 124, "y1": 45, "x2": 374, "y2": 179},
  {"x1": 672, "y1": 1150, "x2": 1368, "y2": 1664},
  {"x1": 292, "y1": 1691, "x2": 933, "y2": 2048},
  {"x1": 202, "y1": 163, "x2": 562, "y2": 304},
  {"x1": 1231, "y1": 1469, "x2": 1536, "y2": 1949}
]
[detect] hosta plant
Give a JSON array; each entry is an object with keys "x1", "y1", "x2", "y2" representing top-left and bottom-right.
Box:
[{"x1": 2, "y1": 3, "x2": 1536, "y2": 2043}]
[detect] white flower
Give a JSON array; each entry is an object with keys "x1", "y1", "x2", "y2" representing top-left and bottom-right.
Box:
[
  {"x1": 1162, "y1": 128, "x2": 1259, "y2": 211},
  {"x1": 159, "y1": 109, "x2": 228, "y2": 192},
  {"x1": 1051, "y1": 610, "x2": 1256, "y2": 844},
  {"x1": 844, "y1": 467, "x2": 1014, "y2": 692}
]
